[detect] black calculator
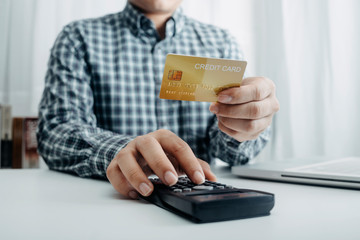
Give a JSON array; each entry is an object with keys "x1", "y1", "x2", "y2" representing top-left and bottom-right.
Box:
[{"x1": 141, "y1": 176, "x2": 275, "y2": 223}]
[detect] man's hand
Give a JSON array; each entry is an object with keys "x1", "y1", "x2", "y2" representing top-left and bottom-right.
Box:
[
  {"x1": 106, "y1": 129, "x2": 217, "y2": 199},
  {"x1": 210, "y1": 77, "x2": 279, "y2": 142}
]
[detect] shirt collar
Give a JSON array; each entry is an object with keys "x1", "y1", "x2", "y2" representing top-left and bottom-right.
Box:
[
  {"x1": 123, "y1": 2, "x2": 185, "y2": 38},
  {"x1": 166, "y1": 7, "x2": 185, "y2": 38}
]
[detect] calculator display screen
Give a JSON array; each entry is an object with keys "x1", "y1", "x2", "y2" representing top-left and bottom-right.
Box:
[{"x1": 190, "y1": 192, "x2": 262, "y2": 202}]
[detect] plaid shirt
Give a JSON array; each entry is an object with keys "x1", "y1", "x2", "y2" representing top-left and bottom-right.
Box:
[{"x1": 37, "y1": 3, "x2": 270, "y2": 178}]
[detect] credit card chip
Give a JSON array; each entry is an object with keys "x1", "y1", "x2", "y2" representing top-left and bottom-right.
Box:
[{"x1": 168, "y1": 70, "x2": 183, "y2": 81}]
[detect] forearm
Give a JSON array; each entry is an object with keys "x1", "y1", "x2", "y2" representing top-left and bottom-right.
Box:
[
  {"x1": 208, "y1": 117, "x2": 270, "y2": 166},
  {"x1": 37, "y1": 24, "x2": 137, "y2": 178},
  {"x1": 37, "y1": 119, "x2": 134, "y2": 178}
]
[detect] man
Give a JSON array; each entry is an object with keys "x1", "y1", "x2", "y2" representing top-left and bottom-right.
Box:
[{"x1": 37, "y1": 0, "x2": 279, "y2": 199}]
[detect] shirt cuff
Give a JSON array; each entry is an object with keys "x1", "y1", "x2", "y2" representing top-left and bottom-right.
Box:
[{"x1": 87, "y1": 134, "x2": 135, "y2": 178}]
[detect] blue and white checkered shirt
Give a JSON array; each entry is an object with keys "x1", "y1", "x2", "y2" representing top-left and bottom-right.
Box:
[{"x1": 37, "y1": 3, "x2": 270, "y2": 178}]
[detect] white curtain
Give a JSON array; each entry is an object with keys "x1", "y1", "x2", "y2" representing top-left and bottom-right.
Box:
[
  {"x1": 1, "y1": 0, "x2": 359, "y2": 161},
  {"x1": 0, "y1": 0, "x2": 127, "y2": 116},
  {"x1": 252, "y1": 0, "x2": 360, "y2": 160}
]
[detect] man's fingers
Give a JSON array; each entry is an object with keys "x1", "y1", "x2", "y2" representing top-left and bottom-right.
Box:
[
  {"x1": 106, "y1": 161, "x2": 139, "y2": 199},
  {"x1": 107, "y1": 129, "x2": 217, "y2": 198},
  {"x1": 211, "y1": 97, "x2": 277, "y2": 119},
  {"x1": 218, "y1": 115, "x2": 273, "y2": 134},
  {"x1": 135, "y1": 135, "x2": 178, "y2": 186},
  {"x1": 152, "y1": 130, "x2": 205, "y2": 184},
  {"x1": 217, "y1": 120, "x2": 259, "y2": 142},
  {"x1": 116, "y1": 148, "x2": 154, "y2": 197},
  {"x1": 217, "y1": 77, "x2": 275, "y2": 104},
  {"x1": 218, "y1": 121, "x2": 242, "y2": 141},
  {"x1": 198, "y1": 159, "x2": 217, "y2": 182}
]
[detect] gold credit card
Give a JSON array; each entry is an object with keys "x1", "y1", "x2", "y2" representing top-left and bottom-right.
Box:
[{"x1": 160, "y1": 54, "x2": 247, "y2": 102}]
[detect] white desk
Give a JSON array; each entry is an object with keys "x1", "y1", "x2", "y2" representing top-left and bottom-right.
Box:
[{"x1": 1, "y1": 168, "x2": 359, "y2": 240}]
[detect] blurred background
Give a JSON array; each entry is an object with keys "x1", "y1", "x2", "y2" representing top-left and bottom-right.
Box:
[{"x1": 1, "y1": 0, "x2": 359, "y2": 163}]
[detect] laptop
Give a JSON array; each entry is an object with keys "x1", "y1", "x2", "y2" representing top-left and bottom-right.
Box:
[{"x1": 231, "y1": 156, "x2": 360, "y2": 189}]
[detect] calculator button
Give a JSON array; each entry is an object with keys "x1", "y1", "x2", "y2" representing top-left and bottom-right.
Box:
[
  {"x1": 216, "y1": 186, "x2": 225, "y2": 189},
  {"x1": 205, "y1": 181, "x2": 217, "y2": 184},
  {"x1": 183, "y1": 188, "x2": 192, "y2": 192},
  {"x1": 192, "y1": 186, "x2": 214, "y2": 191},
  {"x1": 173, "y1": 189, "x2": 183, "y2": 193}
]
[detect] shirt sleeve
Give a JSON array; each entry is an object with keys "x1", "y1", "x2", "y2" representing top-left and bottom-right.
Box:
[
  {"x1": 207, "y1": 31, "x2": 271, "y2": 166},
  {"x1": 37, "y1": 25, "x2": 134, "y2": 178}
]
